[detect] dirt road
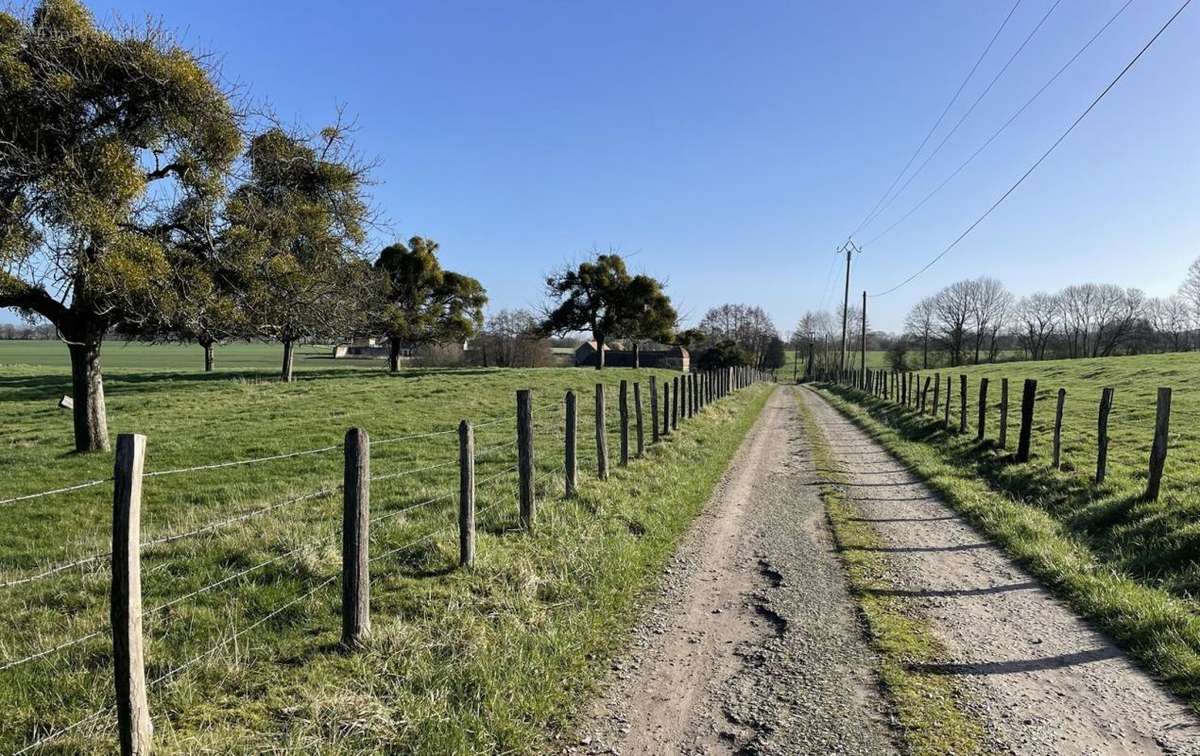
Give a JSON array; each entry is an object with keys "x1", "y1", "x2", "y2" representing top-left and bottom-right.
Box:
[
  {"x1": 574, "y1": 385, "x2": 1200, "y2": 754},
  {"x1": 574, "y1": 386, "x2": 896, "y2": 755}
]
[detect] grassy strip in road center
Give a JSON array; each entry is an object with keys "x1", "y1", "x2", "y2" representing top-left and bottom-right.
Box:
[
  {"x1": 793, "y1": 387, "x2": 984, "y2": 755},
  {"x1": 813, "y1": 383, "x2": 1200, "y2": 714}
]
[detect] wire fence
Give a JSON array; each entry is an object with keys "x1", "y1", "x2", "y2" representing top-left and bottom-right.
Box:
[{"x1": 1, "y1": 368, "x2": 769, "y2": 752}]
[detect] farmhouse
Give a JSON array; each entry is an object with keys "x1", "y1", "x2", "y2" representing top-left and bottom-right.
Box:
[{"x1": 574, "y1": 341, "x2": 689, "y2": 370}]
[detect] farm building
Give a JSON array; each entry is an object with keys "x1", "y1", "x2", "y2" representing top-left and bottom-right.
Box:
[
  {"x1": 574, "y1": 341, "x2": 689, "y2": 370},
  {"x1": 333, "y1": 337, "x2": 468, "y2": 363}
]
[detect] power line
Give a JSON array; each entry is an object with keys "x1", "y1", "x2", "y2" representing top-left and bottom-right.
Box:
[
  {"x1": 865, "y1": 0, "x2": 1136, "y2": 247},
  {"x1": 851, "y1": 0, "x2": 1023, "y2": 238},
  {"x1": 862, "y1": 0, "x2": 1064, "y2": 236},
  {"x1": 869, "y1": 0, "x2": 1193, "y2": 299}
]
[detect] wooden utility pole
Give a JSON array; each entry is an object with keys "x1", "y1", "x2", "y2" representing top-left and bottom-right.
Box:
[{"x1": 837, "y1": 240, "x2": 861, "y2": 374}]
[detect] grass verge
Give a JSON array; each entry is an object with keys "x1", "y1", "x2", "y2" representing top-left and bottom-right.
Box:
[
  {"x1": 793, "y1": 387, "x2": 984, "y2": 754},
  {"x1": 814, "y1": 382, "x2": 1200, "y2": 714}
]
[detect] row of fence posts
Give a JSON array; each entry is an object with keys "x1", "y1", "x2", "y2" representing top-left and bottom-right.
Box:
[
  {"x1": 811, "y1": 365, "x2": 1171, "y2": 502},
  {"x1": 104, "y1": 365, "x2": 767, "y2": 754}
]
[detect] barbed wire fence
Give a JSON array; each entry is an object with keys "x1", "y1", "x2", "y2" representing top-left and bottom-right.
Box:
[{"x1": 1, "y1": 366, "x2": 769, "y2": 753}]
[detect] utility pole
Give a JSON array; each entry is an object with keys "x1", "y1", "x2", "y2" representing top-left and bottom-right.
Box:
[
  {"x1": 861, "y1": 289, "x2": 867, "y2": 379},
  {"x1": 837, "y1": 240, "x2": 862, "y2": 375}
]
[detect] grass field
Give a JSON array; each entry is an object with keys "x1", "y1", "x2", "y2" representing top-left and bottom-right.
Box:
[
  {"x1": 0, "y1": 358, "x2": 769, "y2": 752},
  {"x1": 0, "y1": 339, "x2": 365, "y2": 372},
  {"x1": 815, "y1": 350, "x2": 1200, "y2": 709}
]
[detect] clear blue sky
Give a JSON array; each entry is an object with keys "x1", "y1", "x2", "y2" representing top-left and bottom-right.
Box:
[{"x1": 10, "y1": 0, "x2": 1200, "y2": 333}]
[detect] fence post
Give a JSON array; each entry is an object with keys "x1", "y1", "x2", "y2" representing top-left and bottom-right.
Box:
[
  {"x1": 1052, "y1": 388, "x2": 1066, "y2": 469},
  {"x1": 564, "y1": 391, "x2": 577, "y2": 496},
  {"x1": 944, "y1": 375, "x2": 951, "y2": 426},
  {"x1": 671, "y1": 376, "x2": 679, "y2": 430},
  {"x1": 977, "y1": 378, "x2": 989, "y2": 441},
  {"x1": 649, "y1": 375, "x2": 660, "y2": 443},
  {"x1": 999, "y1": 378, "x2": 1009, "y2": 449},
  {"x1": 1146, "y1": 387, "x2": 1172, "y2": 501},
  {"x1": 458, "y1": 421, "x2": 475, "y2": 566},
  {"x1": 1096, "y1": 387, "x2": 1113, "y2": 484},
  {"x1": 619, "y1": 380, "x2": 629, "y2": 466},
  {"x1": 1017, "y1": 379, "x2": 1037, "y2": 463},
  {"x1": 633, "y1": 382, "x2": 645, "y2": 458},
  {"x1": 342, "y1": 427, "x2": 370, "y2": 650},
  {"x1": 517, "y1": 389, "x2": 535, "y2": 528},
  {"x1": 595, "y1": 383, "x2": 609, "y2": 480},
  {"x1": 959, "y1": 374, "x2": 968, "y2": 434},
  {"x1": 662, "y1": 381, "x2": 671, "y2": 436},
  {"x1": 932, "y1": 373, "x2": 940, "y2": 417},
  {"x1": 112, "y1": 433, "x2": 153, "y2": 756}
]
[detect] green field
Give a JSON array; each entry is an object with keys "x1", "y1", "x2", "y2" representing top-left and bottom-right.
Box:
[
  {"x1": 0, "y1": 358, "x2": 768, "y2": 752},
  {"x1": 817, "y1": 351, "x2": 1200, "y2": 708},
  {"x1": 0, "y1": 339, "x2": 364, "y2": 372}
]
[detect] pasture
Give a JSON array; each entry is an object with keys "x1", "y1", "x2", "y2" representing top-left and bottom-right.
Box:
[
  {"x1": 0, "y1": 339, "x2": 357, "y2": 372},
  {"x1": 0, "y1": 357, "x2": 769, "y2": 752},
  {"x1": 817, "y1": 350, "x2": 1200, "y2": 707}
]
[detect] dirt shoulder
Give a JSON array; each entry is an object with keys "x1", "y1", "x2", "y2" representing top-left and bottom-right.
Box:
[
  {"x1": 571, "y1": 386, "x2": 896, "y2": 755},
  {"x1": 800, "y1": 386, "x2": 1200, "y2": 755}
]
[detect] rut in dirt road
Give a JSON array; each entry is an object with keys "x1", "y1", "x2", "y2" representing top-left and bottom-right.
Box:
[
  {"x1": 799, "y1": 386, "x2": 1200, "y2": 756},
  {"x1": 574, "y1": 386, "x2": 896, "y2": 755}
]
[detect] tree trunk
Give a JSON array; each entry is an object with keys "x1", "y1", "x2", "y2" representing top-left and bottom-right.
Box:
[
  {"x1": 281, "y1": 339, "x2": 296, "y2": 382},
  {"x1": 595, "y1": 336, "x2": 605, "y2": 370},
  {"x1": 388, "y1": 337, "x2": 402, "y2": 373},
  {"x1": 201, "y1": 339, "x2": 215, "y2": 372},
  {"x1": 633, "y1": 342, "x2": 640, "y2": 369},
  {"x1": 67, "y1": 336, "x2": 110, "y2": 453}
]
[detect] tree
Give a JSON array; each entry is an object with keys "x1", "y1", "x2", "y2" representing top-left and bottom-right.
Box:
[
  {"x1": 697, "y1": 304, "x2": 778, "y2": 367},
  {"x1": 762, "y1": 336, "x2": 786, "y2": 371},
  {"x1": 903, "y1": 297, "x2": 936, "y2": 368},
  {"x1": 373, "y1": 237, "x2": 486, "y2": 372},
  {"x1": 1012, "y1": 293, "x2": 1058, "y2": 360},
  {"x1": 227, "y1": 125, "x2": 372, "y2": 381},
  {"x1": 1181, "y1": 257, "x2": 1200, "y2": 344},
  {"x1": 696, "y1": 340, "x2": 750, "y2": 370},
  {"x1": 932, "y1": 281, "x2": 974, "y2": 366},
  {"x1": 541, "y1": 254, "x2": 676, "y2": 369},
  {"x1": 0, "y1": 0, "x2": 241, "y2": 450},
  {"x1": 477, "y1": 309, "x2": 551, "y2": 368}
]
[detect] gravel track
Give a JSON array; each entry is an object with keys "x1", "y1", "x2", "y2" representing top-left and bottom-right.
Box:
[
  {"x1": 572, "y1": 386, "x2": 896, "y2": 755},
  {"x1": 799, "y1": 386, "x2": 1200, "y2": 755}
]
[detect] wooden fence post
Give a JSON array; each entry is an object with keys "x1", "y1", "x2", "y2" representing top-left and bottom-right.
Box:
[
  {"x1": 112, "y1": 433, "x2": 153, "y2": 756},
  {"x1": 596, "y1": 383, "x2": 609, "y2": 480},
  {"x1": 977, "y1": 378, "x2": 989, "y2": 442},
  {"x1": 1052, "y1": 388, "x2": 1066, "y2": 469},
  {"x1": 944, "y1": 375, "x2": 951, "y2": 426},
  {"x1": 618, "y1": 380, "x2": 629, "y2": 466},
  {"x1": 458, "y1": 421, "x2": 475, "y2": 566},
  {"x1": 342, "y1": 427, "x2": 370, "y2": 650},
  {"x1": 1096, "y1": 387, "x2": 1113, "y2": 484},
  {"x1": 1146, "y1": 387, "x2": 1172, "y2": 501},
  {"x1": 633, "y1": 382, "x2": 645, "y2": 458},
  {"x1": 671, "y1": 376, "x2": 679, "y2": 430},
  {"x1": 959, "y1": 374, "x2": 967, "y2": 434},
  {"x1": 662, "y1": 381, "x2": 671, "y2": 436},
  {"x1": 564, "y1": 391, "x2": 577, "y2": 496},
  {"x1": 1016, "y1": 379, "x2": 1037, "y2": 463},
  {"x1": 649, "y1": 375, "x2": 660, "y2": 444},
  {"x1": 999, "y1": 378, "x2": 1009, "y2": 448},
  {"x1": 517, "y1": 389, "x2": 535, "y2": 528},
  {"x1": 932, "y1": 373, "x2": 940, "y2": 419}
]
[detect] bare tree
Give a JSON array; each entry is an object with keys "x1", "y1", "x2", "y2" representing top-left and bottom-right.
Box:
[
  {"x1": 1012, "y1": 293, "x2": 1058, "y2": 360},
  {"x1": 903, "y1": 296, "x2": 937, "y2": 368}
]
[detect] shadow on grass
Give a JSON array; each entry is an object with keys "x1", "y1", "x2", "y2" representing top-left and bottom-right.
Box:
[{"x1": 819, "y1": 382, "x2": 1200, "y2": 599}]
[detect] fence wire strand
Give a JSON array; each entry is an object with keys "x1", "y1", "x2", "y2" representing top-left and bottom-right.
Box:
[{"x1": 0, "y1": 478, "x2": 110, "y2": 508}]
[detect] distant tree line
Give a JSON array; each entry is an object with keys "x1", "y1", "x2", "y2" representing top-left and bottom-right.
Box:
[{"x1": 790, "y1": 259, "x2": 1200, "y2": 373}]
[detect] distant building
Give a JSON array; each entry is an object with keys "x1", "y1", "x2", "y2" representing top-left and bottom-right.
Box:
[
  {"x1": 332, "y1": 337, "x2": 468, "y2": 362},
  {"x1": 574, "y1": 341, "x2": 689, "y2": 371}
]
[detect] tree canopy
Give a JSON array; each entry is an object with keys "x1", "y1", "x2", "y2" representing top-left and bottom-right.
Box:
[
  {"x1": 0, "y1": 0, "x2": 241, "y2": 449},
  {"x1": 373, "y1": 236, "x2": 487, "y2": 371},
  {"x1": 541, "y1": 254, "x2": 676, "y2": 369}
]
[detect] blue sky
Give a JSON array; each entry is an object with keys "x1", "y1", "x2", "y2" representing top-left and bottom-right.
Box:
[{"x1": 9, "y1": 0, "x2": 1199, "y2": 332}]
